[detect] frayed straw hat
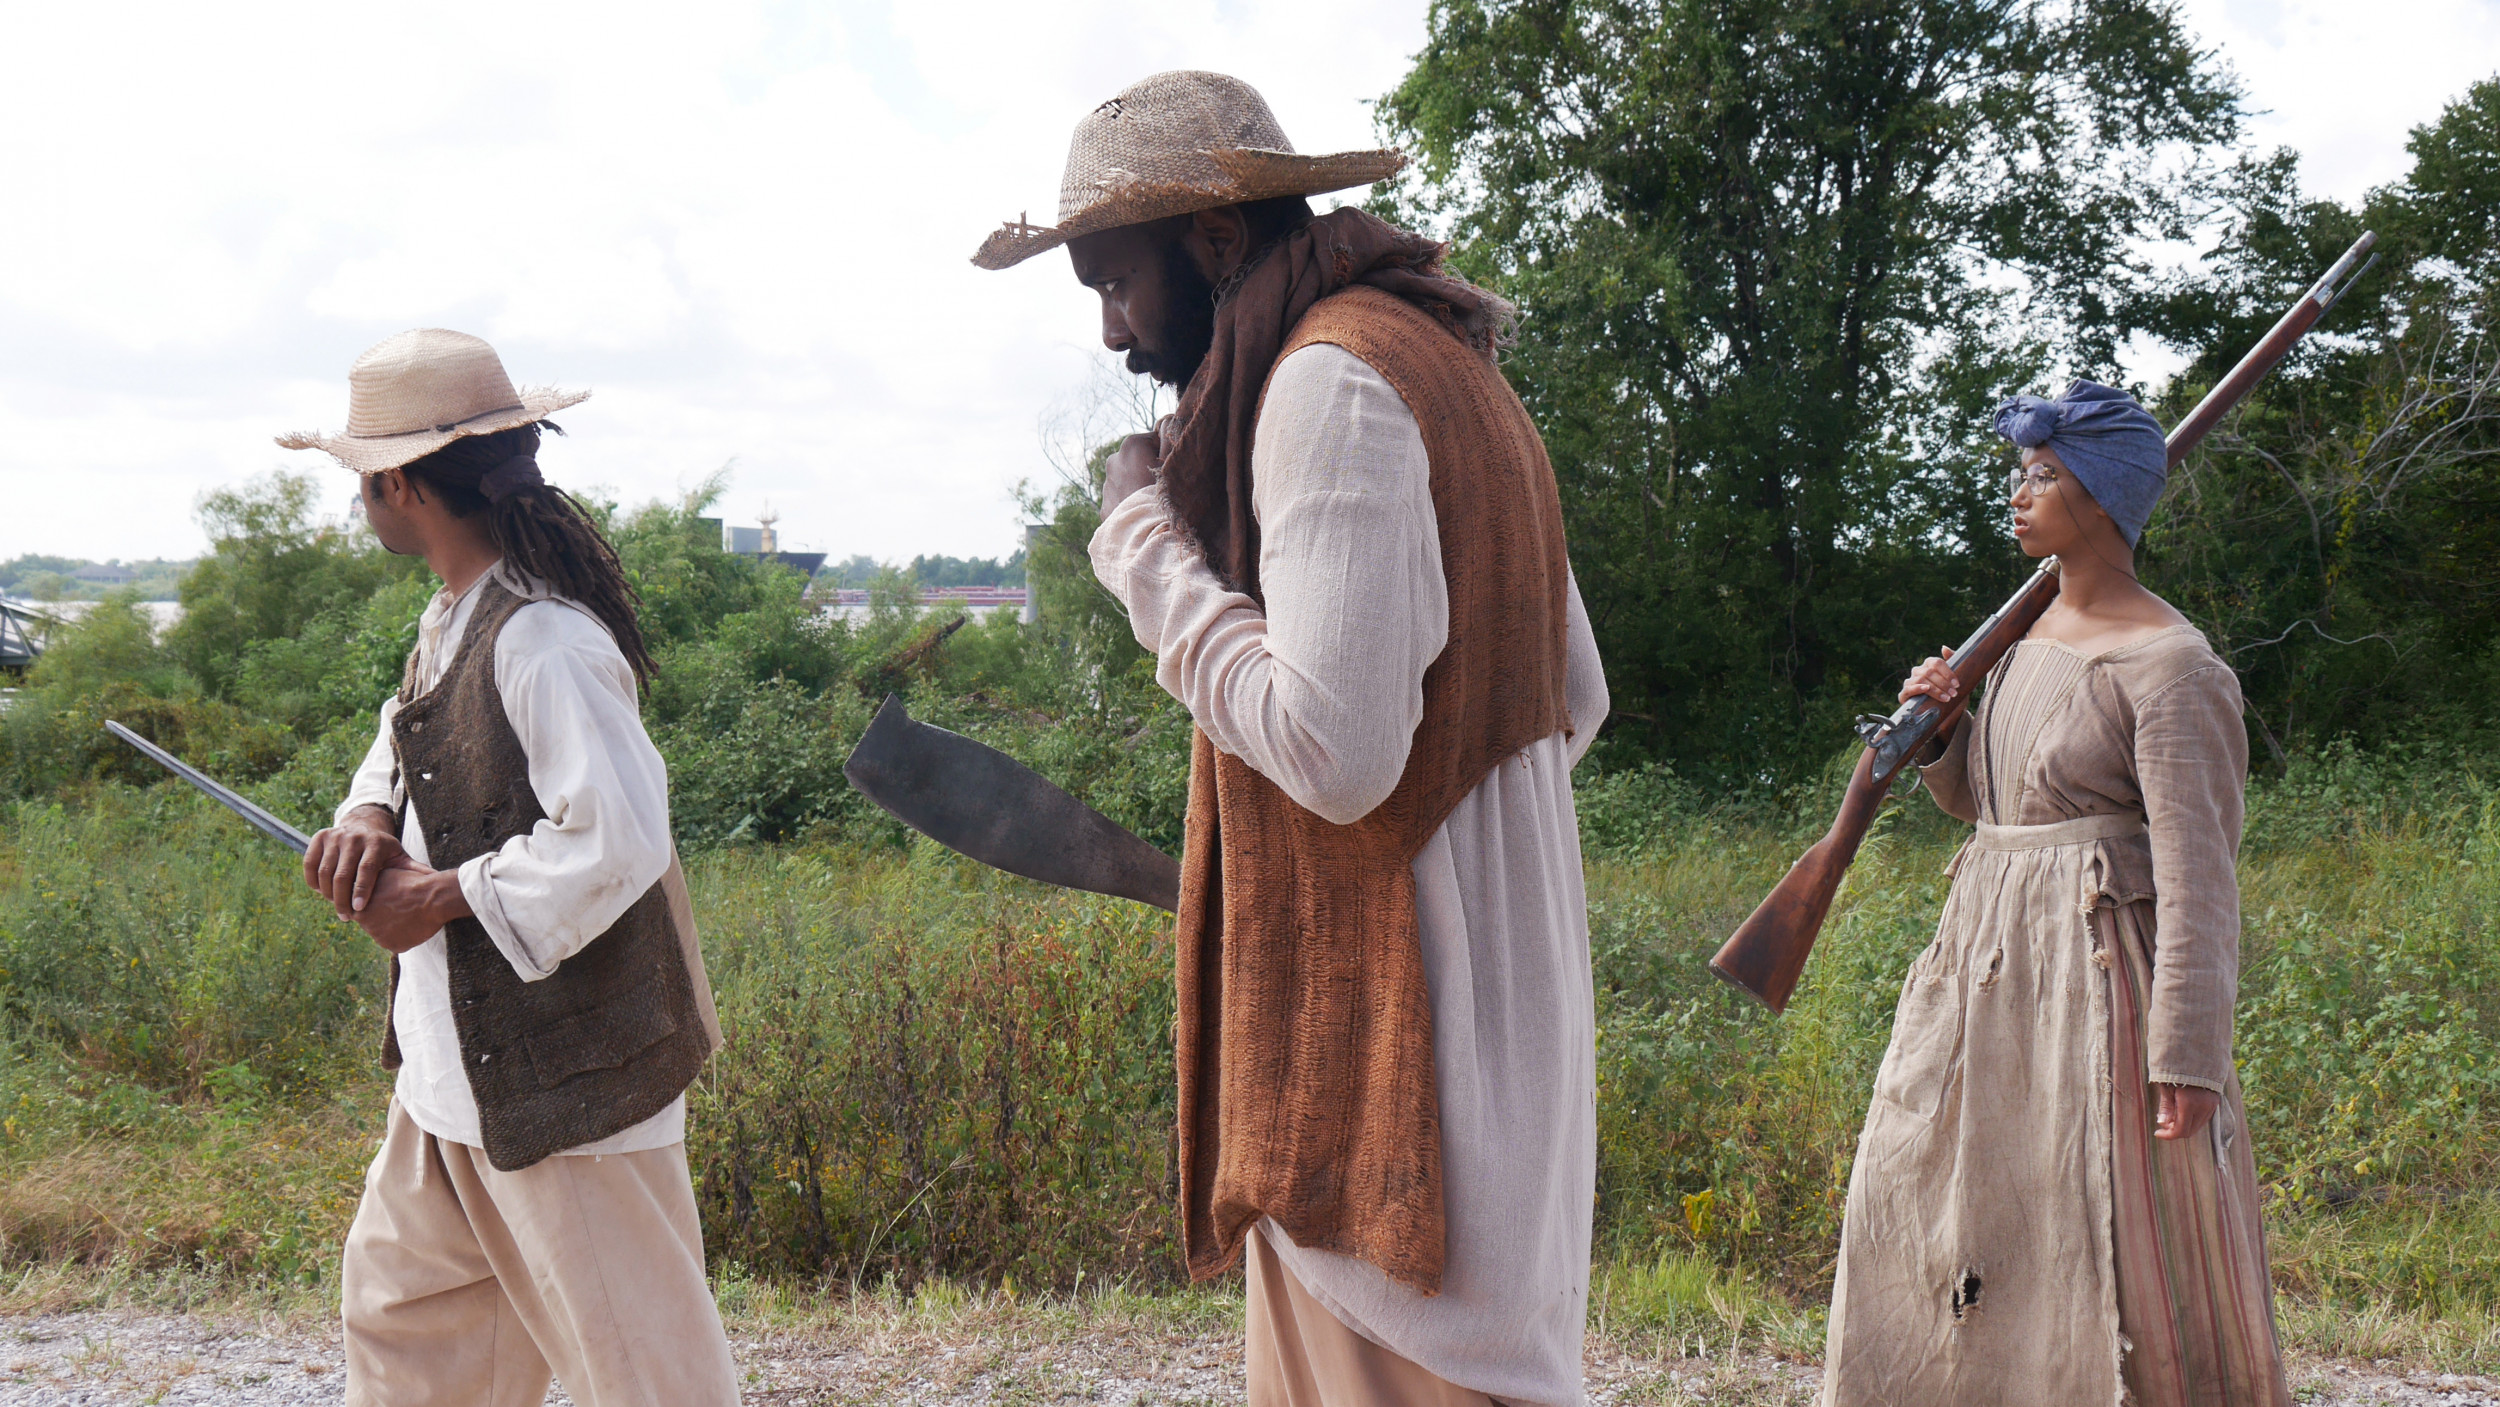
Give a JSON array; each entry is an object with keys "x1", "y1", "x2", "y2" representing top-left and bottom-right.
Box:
[
  {"x1": 972, "y1": 70, "x2": 1407, "y2": 271},
  {"x1": 277, "y1": 328, "x2": 589, "y2": 475}
]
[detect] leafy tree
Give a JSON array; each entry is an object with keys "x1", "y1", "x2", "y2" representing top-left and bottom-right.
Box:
[
  {"x1": 235, "y1": 572, "x2": 436, "y2": 738},
  {"x1": 0, "y1": 555, "x2": 83, "y2": 596},
  {"x1": 22, "y1": 595, "x2": 189, "y2": 701},
  {"x1": 1381, "y1": 0, "x2": 2239, "y2": 784},
  {"x1": 903, "y1": 552, "x2": 1027, "y2": 588},
  {"x1": 2393, "y1": 74, "x2": 2500, "y2": 277},
  {"x1": 0, "y1": 597, "x2": 292, "y2": 798},
  {"x1": 2127, "y1": 78, "x2": 2500, "y2": 760},
  {"x1": 817, "y1": 554, "x2": 885, "y2": 588},
  {"x1": 815, "y1": 553, "x2": 1031, "y2": 589},
  {"x1": 164, "y1": 473, "x2": 417, "y2": 698},
  {"x1": 608, "y1": 473, "x2": 800, "y2": 652}
]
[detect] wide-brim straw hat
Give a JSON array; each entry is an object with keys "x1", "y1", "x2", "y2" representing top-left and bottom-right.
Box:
[
  {"x1": 972, "y1": 70, "x2": 1407, "y2": 271},
  {"x1": 277, "y1": 328, "x2": 589, "y2": 475}
]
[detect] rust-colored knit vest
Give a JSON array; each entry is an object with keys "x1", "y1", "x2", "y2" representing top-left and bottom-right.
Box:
[{"x1": 1175, "y1": 286, "x2": 1574, "y2": 1291}]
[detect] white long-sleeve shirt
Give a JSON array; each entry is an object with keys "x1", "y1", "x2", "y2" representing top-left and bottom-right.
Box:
[
  {"x1": 337, "y1": 560, "x2": 682, "y2": 1154},
  {"x1": 1091, "y1": 343, "x2": 1608, "y2": 1407}
]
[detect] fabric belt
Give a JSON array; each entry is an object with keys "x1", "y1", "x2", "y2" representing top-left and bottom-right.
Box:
[{"x1": 1972, "y1": 812, "x2": 2146, "y2": 851}]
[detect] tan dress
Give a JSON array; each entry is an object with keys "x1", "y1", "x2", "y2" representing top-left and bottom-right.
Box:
[{"x1": 1821, "y1": 625, "x2": 2289, "y2": 1407}]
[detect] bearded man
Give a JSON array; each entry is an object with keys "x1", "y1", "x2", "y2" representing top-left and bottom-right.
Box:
[{"x1": 976, "y1": 72, "x2": 1608, "y2": 1407}]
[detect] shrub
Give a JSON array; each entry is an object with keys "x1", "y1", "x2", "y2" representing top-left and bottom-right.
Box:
[
  {"x1": 685, "y1": 849, "x2": 1179, "y2": 1289},
  {"x1": 652, "y1": 676, "x2": 878, "y2": 848},
  {"x1": 0, "y1": 789, "x2": 383, "y2": 1098}
]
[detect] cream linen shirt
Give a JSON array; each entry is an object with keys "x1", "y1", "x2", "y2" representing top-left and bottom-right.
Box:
[
  {"x1": 337, "y1": 561, "x2": 682, "y2": 1155},
  {"x1": 1091, "y1": 343, "x2": 1608, "y2": 1407}
]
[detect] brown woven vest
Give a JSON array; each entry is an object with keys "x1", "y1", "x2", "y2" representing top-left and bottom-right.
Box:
[
  {"x1": 1175, "y1": 286, "x2": 1575, "y2": 1291},
  {"x1": 385, "y1": 579, "x2": 715, "y2": 1171}
]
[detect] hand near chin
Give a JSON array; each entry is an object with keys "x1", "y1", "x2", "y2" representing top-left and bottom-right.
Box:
[{"x1": 1101, "y1": 431, "x2": 1162, "y2": 517}]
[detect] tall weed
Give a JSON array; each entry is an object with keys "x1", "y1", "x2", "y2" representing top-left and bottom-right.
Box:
[
  {"x1": 0, "y1": 788, "x2": 381, "y2": 1097},
  {"x1": 687, "y1": 847, "x2": 1178, "y2": 1289},
  {"x1": 3, "y1": 736, "x2": 2500, "y2": 1338}
]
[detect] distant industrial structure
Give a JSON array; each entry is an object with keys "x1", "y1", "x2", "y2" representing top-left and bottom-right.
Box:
[
  {"x1": 698, "y1": 509, "x2": 826, "y2": 579},
  {"x1": 694, "y1": 508, "x2": 1037, "y2": 624},
  {"x1": 818, "y1": 585, "x2": 1030, "y2": 622},
  {"x1": 1, "y1": 598, "x2": 52, "y2": 674}
]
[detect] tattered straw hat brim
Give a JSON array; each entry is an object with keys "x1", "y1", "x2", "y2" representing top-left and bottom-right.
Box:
[
  {"x1": 276, "y1": 387, "x2": 591, "y2": 475},
  {"x1": 973, "y1": 147, "x2": 1408, "y2": 271}
]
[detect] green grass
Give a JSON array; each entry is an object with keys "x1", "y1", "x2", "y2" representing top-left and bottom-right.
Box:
[{"x1": 4, "y1": 756, "x2": 2499, "y2": 1372}]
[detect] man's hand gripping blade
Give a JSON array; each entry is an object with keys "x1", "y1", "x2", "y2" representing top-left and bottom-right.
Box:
[{"x1": 842, "y1": 695, "x2": 1182, "y2": 912}]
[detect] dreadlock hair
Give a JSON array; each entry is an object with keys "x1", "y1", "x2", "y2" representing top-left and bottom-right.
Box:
[{"x1": 388, "y1": 422, "x2": 659, "y2": 689}]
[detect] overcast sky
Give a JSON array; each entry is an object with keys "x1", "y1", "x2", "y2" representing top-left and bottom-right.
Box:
[{"x1": 3, "y1": 0, "x2": 2494, "y2": 567}]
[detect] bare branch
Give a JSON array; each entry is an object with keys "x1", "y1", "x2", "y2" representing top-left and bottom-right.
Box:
[{"x1": 2228, "y1": 618, "x2": 2400, "y2": 657}]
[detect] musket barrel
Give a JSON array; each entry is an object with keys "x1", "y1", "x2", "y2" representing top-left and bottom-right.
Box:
[{"x1": 2163, "y1": 230, "x2": 2377, "y2": 467}]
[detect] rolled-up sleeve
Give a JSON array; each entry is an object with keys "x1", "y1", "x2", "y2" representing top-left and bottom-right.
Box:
[
  {"x1": 2137, "y1": 665, "x2": 2248, "y2": 1091},
  {"x1": 455, "y1": 602, "x2": 673, "y2": 981},
  {"x1": 1089, "y1": 344, "x2": 1448, "y2": 826}
]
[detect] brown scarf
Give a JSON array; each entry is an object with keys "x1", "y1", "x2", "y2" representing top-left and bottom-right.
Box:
[{"x1": 1158, "y1": 206, "x2": 1514, "y2": 601}]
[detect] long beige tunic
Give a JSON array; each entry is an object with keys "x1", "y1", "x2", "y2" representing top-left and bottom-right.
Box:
[
  {"x1": 1092, "y1": 343, "x2": 1606, "y2": 1407},
  {"x1": 1822, "y1": 626, "x2": 2289, "y2": 1407}
]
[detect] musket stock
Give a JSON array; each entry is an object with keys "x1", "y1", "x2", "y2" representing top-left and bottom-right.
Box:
[
  {"x1": 1710, "y1": 568, "x2": 2057, "y2": 1010},
  {"x1": 1710, "y1": 750, "x2": 1881, "y2": 1008},
  {"x1": 1708, "y1": 230, "x2": 2379, "y2": 1011}
]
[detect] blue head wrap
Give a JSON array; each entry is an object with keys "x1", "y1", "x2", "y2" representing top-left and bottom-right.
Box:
[{"x1": 1990, "y1": 380, "x2": 2168, "y2": 546}]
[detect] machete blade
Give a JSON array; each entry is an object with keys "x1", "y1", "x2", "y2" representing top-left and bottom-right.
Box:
[
  {"x1": 106, "y1": 718, "x2": 313, "y2": 854},
  {"x1": 843, "y1": 695, "x2": 1181, "y2": 912}
]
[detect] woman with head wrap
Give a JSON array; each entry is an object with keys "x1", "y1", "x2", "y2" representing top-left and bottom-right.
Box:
[{"x1": 1818, "y1": 382, "x2": 2290, "y2": 1406}]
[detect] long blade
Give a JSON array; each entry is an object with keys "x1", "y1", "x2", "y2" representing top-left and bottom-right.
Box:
[
  {"x1": 106, "y1": 719, "x2": 312, "y2": 854},
  {"x1": 843, "y1": 695, "x2": 1181, "y2": 911}
]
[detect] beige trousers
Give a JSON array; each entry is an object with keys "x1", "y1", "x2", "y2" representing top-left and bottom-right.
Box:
[
  {"x1": 1245, "y1": 1226, "x2": 1497, "y2": 1407},
  {"x1": 341, "y1": 1099, "x2": 740, "y2": 1407}
]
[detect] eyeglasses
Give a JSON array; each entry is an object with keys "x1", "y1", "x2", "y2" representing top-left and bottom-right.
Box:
[{"x1": 2005, "y1": 465, "x2": 2060, "y2": 499}]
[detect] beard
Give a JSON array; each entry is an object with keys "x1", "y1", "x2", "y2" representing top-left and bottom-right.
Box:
[{"x1": 1126, "y1": 240, "x2": 1219, "y2": 387}]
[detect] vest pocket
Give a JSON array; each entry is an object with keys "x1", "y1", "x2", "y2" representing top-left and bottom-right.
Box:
[{"x1": 523, "y1": 992, "x2": 680, "y2": 1090}]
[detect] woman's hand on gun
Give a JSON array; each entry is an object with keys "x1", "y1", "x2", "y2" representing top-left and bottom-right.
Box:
[{"x1": 1898, "y1": 647, "x2": 1961, "y2": 706}]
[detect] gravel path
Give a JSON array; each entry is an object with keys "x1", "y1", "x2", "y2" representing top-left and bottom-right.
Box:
[{"x1": 4, "y1": 1309, "x2": 2496, "y2": 1405}]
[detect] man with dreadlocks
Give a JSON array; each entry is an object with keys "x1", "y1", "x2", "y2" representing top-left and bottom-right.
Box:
[
  {"x1": 287, "y1": 329, "x2": 737, "y2": 1407},
  {"x1": 976, "y1": 73, "x2": 1608, "y2": 1406}
]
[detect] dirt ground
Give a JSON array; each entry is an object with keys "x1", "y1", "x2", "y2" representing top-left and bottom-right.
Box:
[{"x1": 4, "y1": 1309, "x2": 2499, "y2": 1406}]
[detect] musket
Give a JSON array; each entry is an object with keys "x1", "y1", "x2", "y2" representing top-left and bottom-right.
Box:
[
  {"x1": 105, "y1": 719, "x2": 313, "y2": 854},
  {"x1": 1708, "y1": 230, "x2": 2381, "y2": 1012}
]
